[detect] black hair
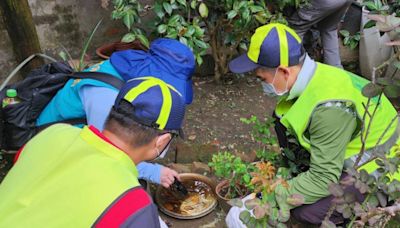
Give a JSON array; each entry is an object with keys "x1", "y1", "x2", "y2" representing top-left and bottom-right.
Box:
[{"x1": 104, "y1": 100, "x2": 159, "y2": 148}]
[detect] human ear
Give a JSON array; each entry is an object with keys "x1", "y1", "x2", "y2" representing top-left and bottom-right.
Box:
[
  {"x1": 278, "y1": 67, "x2": 290, "y2": 80},
  {"x1": 155, "y1": 133, "x2": 172, "y2": 152}
]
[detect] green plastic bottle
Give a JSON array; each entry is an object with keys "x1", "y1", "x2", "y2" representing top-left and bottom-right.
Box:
[{"x1": 2, "y1": 89, "x2": 21, "y2": 108}]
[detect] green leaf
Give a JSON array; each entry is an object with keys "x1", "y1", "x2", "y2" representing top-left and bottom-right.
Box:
[
  {"x1": 249, "y1": 5, "x2": 264, "y2": 13},
  {"x1": 375, "y1": 159, "x2": 385, "y2": 167},
  {"x1": 154, "y1": 2, "x2": 165, "y2": 18},
  {"x1": 368, "y1": 195, "x2": 379, "y2": 208},
  {"x1": 283, "y1": 148, "x2": 295, "y2": 161},
  {"x1": 179, "y1": 36, "x2": 188, "y2": 46},
  {"x1": 344, "y1": 191, "x2": 356, "y2": 203},
  {"x1": 328, "y1": 183, "x2": 344, "y2": 197},
  {"x1": 194, "y1": 25, "x2": 204, "y2": 36},
  {"x1": 360, "y1": 169, "x2": 369, "y2": 182},
  {"x1": 343, "y1": 36, "x2": 350, "y2": 45},
  {"x1": 157, "y1": 24, "x2": 168, "y2": 34},
  {"x1": 255, "y1": 14, "x2": 267, "y2": 24},
  {"x1": 277, "y1": 223, "x2": 287, "y2": 228},
  {"x1": 196, "y1": 55, "x2": 203, "y2": 65},
  {"x1": 340, "y1": 30, "x2": 350, "y2": 37},
  {"x1": 193, "y1": 39, "x2": 209, "y2": 49},
  {"x1": 377, "y1": 191, "x2": 387, "y2": 207},
  {"x1": 349, "y1": 40, "x2": 358, "y2": 50},
  {"x1": 393, "y1": 61, "x2": 400, "y2": 70},
  {"x1": 163, "y1": 2, "x2": 173, "y2": 15},
  {"x1": 244, "y1": 198, "x2": 261, "y2": 210},
  {"x1": 186, "y1": 26, "x2": 195, "y2": 36},
  {"x1": 238, "y1": 1, "x2": 247, "y2": 9},
  {"x1": 79, "y1": 19, "x2": 102, "y2": 71},
  {"x1": 239, "y1": 42, "x2": 248, "y2": 51},
  {"x1": 228, "y1": 198, "x2": 244, "y2": 207},
  {"x1": 239, "y1": 210, "x2": 251, "y2": 224},
  {"x1": 136, "y1": 34, "x2": 149, "y2": 48},
  {"x1": 278, "y1": 209, "x2": 290, "y2": 222},
  {"x1": 286, "y1": 194, "x2": 304, "y2": 206},
  {"x1": 364, "y1": 20, "x2": 376, "y2": 29},
  {"x1": 321, "y1": 220, "x2": 336, "y2": 228},
  {"x1": 199, "y1": 3, "x2": 209, "y2": 18},
  {"x1": 253, "y1": 205, "x2": 267, "y2": 219},
  {"x1": 362, "y1": 83, "x2": 382, "y2": 98},
  {"x1": 190, "y1": 0, "x2": 197, "y2": 9},
  {"x1": 176, "y1": 0, "x2": 186, "y2": 7},
  {"x1": 227, "y1": 10, "x2": 238, "y2": 20},
  {"x1": 242, "y1": 9, "x2": 250, "y2": 22},
  {"x1": 270, "y1": 207, "x2": 279, "y2": 221},
  {"x1": 168, "y1": 14, "x2": 181, "y2": 26},
  {"x1": 58, "y1": 51, "x2": 68, "y2": 61},
  {"x1": 383, "y1": 85, "x2": 400, "y2": 98},
  {"x1": 166, "y1": 29, "x2": 178, "y2": 39},
  {"x1": 121, "y1": 33, "x2": 136, "y2": 43},
  {"x1": 342, "y1": 206, "x2": 352, "y2": 219},
  {"x1": 123, "y1": 12, "x2": 134, "y2": 30},
  {"x1": 363, "y1": 1, "x2": 378, "y2": 11},
  {"x1": 336, "y1": 203, "x2": 347, "y2": 213}
]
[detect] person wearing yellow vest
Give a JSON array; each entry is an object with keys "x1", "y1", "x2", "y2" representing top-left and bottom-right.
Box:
[
  {"x1": 0, "y1": 77, "x2": 187, "y2": 227},
  {"x1": 227, "y1": 23, "x2": 399, "y2": 225}
]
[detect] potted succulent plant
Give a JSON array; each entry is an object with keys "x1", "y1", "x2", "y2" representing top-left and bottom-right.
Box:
[
  {"x1": 228, "y1": 163, "x2": 305, "y2": 227},
  {"x1": 97, "y1": 0, "x2": 149, "y2": 59},
  {"x1": 208, "y1": 151, "x2": 255, "y2": 212}
]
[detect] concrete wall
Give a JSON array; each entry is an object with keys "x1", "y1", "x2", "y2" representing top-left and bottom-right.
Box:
[{"x1": 0, "y1": 0, "x2": 154, "y2": 81}]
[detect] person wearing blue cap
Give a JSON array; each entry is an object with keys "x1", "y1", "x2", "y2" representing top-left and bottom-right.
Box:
[
  {"x1": 227, "y1": 23, "x2": 399, "y2": 225},
  {"x1": 284, "y1": 0, "x2": 351, "y2": 68},
  {"x1": 33, "y1": 38, "x2": 195, "y2": 189},
  {"x1": 0, "y1": 77, "x2": 185, "y2": 227}
]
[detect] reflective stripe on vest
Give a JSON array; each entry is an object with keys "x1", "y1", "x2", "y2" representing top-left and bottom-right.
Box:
[{"x1": 344, "y1": 118, "x2": 400, "y2": 178}]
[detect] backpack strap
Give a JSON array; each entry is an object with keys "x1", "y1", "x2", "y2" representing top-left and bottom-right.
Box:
[
  {"x1": 69, "y1": 72, "x2": 124, "y2": 90},
  {"x1": 35, "y1": 72, "x2": 124, "y2": 132},
  {"x1": 36, "y1": 118, "x2": 88, "y2": 133}
]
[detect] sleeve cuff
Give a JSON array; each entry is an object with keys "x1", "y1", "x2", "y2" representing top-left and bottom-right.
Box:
[{"x1": 136, "y1": 162, "x2": 163, "y2": 184}]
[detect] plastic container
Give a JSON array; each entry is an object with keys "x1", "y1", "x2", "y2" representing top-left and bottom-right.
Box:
[
  {"x1": 2, "y1": 89, "x2": 21, "y2": 108},
  {"x1": 359, "y1": 6, "x2": 392, "y2": 79}
]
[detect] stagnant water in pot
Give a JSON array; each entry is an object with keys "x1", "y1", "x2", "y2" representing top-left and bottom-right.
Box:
[{"x1": 159, "y1": 180, "x2": 216, "y2": 216}]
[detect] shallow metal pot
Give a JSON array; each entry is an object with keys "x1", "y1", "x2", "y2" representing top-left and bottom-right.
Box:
[{"x1": 155, "y1": 173, "x2": 218, "y2": 220}]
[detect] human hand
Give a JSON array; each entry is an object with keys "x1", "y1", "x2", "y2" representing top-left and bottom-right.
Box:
[{"x1": 160, "y1": 167, "x2": 180, "y2": 188}]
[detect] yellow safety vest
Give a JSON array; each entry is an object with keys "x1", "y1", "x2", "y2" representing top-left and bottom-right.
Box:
[
  {"x1": 0, "y1": 124, "x2": 140, "y2": 227},
  {"x1": 275, "y1": 63, "x2": 400, "y2": 179}
]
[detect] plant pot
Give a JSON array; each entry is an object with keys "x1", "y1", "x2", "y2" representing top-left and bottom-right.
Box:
[
  {"x1": 215, "y1": 180, "x2": 234, "y2": 213},
  {"x1": 359, "y1": 6, "x2": 392, "y2": 79},
  {"x1": 96, "y1": 40, "x2": 148, "y2": 59}
]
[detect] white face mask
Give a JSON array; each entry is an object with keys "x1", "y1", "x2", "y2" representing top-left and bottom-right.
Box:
[
  {"x1": 152, "y1": 139, "x2": 172, "y2": 160},
  {"x1": 261, "y1": 69, "x2": 288, "y2": 97},
  {"x1": 158, "y1": 143, "x2": 170, "y2": 159}
]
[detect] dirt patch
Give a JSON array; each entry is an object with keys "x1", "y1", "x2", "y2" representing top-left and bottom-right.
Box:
[{"x1": 161, "y1": 75, "x2": 275, "y2": 165}]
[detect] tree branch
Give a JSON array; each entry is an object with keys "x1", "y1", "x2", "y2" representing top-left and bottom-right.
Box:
[
  {"x1": 354, "y1": 202, "x2": 400, "y2": 226},
  {"x1": 355, "y1": 114, "x2": 399, "y2": 169}
]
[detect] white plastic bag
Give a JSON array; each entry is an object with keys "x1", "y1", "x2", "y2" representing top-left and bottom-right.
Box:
[{"x1": 225, "y1": 193, "x2": 256, "y2": 228}]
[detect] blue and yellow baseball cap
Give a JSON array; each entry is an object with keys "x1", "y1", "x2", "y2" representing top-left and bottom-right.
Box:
[
  {"x1": 229, "y1": 23, "x2": 303, "y2": 73},
  {"x1": 114, "y1": 76, "x2": 185, "y2": 135},
  {"x1": 110, "y1": 38, "x2": 195, "y2": 105}
]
